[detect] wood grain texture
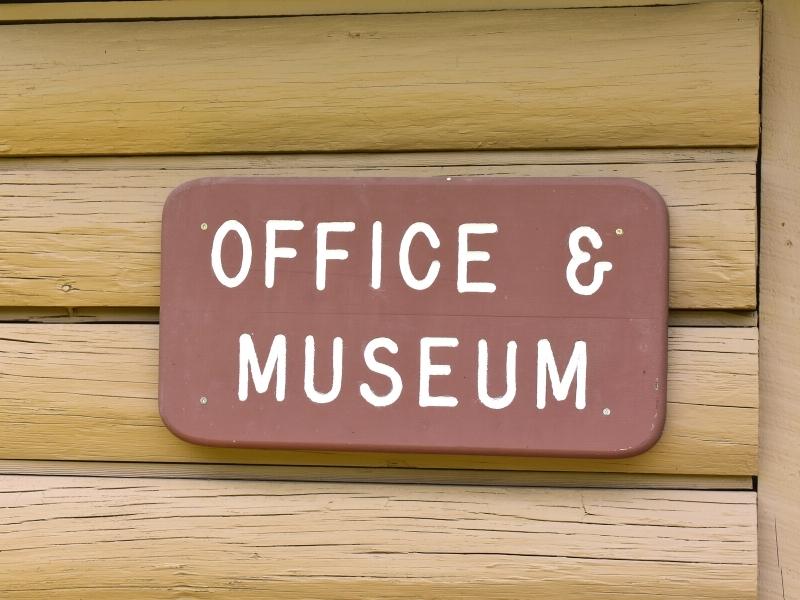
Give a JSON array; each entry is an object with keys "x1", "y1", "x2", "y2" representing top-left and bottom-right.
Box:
[
  {"x1": 0, "y1": 0, "x2": 758, "y2": 23},
  {"x1": 0, "y1": 325, "x2": 758, "y2": 475},
  {"x1": 667, "y1": 311, "x2": 757, "y2": 328},
  {"x1": 759, "y1": 1, "x2": 800, "y2": 598},
  {"x1": 0, "y1": 307, "x2": 162, "y2": 324},
  {"x1": 0, "y1": 475, "x2": 757, "y2": 599},
  {"x1": 0, "y1": 2, "x2": 760, "y2": 155},
  {"x1": 0, "y1": 308, "x2": 759, "y2": 328},
  {"x1": 0, "y1": 151, "x2": 757, "y2": 309},
  {"x1": 0, "y1": 459, "x2": 754, "y2": 489}
]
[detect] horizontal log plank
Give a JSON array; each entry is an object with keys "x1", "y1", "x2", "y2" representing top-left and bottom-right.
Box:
[
  {"x1": 0, "y1": 308, "x2": 760, "y2": 328},
  {"x1": 0, "y1": 459, "x2": 754, "y2": 489},
  {"x1": 0, "y1": 475, "x2": 757, "y2": 599},
  {"x1": 666, "y1": 311, "x2": 757, "y2": 328},
  {"x1": 0, "y1": 325, "x2": 758, "y2": 475},
  {"x1": 0, "y1": 2, "x2": 760, "y2": 155},
  {"x1": 0, "y1": 151, "x2": 757, "y2": 309},
  {"x1": 4, "y1": 148, "x2": 756, "y2": 167},
  {"x1": 0, "y1": 0, "x2": 758, "y2": 23}
]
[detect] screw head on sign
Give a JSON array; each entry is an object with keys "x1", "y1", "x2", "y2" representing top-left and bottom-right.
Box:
[
  {"x1": 602, "y1": 408, "x2": 611, "y2": 416},
  {"x1": 200, "y1": 396, "x2": 208, "y2": 405},
  {"x1": 201, "y1": 223, "x2": 208, "y2": 231},
  {"x1": 615, "y1": 228, "x2": 624, "y2": 236}
]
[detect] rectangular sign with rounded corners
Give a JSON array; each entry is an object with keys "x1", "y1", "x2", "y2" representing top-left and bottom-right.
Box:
[{"x1": 160, "y1": 177, "x2": 668, "y2": 457}]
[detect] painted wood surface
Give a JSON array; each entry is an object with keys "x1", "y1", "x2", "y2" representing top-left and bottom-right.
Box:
[
  {"x1": 0, "y1": 476, "x2": 757, "y2": 599},
  {"x1": 0, "y1": 0, "x2": 758, "y2": 22},
  {"x1": 0, "y1": 325, "x2": 757, "y2": 475},
  {"x1": 0, "y1": 2, "x2": 760, "y2": 156},
  {"x1": 759, "y1": 1, "x2": 800, "y2": 598},
  {"x1": 0, "y1": 151, "x2": 756, "y2": 309}
]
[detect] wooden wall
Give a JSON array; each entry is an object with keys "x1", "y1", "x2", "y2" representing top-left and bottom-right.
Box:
[
  {"x1": 0, "y1": 1, "x2": 762, "y2": 598},
  {"x1": 759, "y1": 1, "x2": 800, "y2": 598}
]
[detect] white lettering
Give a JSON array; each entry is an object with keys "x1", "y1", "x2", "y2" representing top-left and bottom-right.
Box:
[
  {"x1": 316, "y1": 222, "x2": 355, "y2": 291},
  {"x1": 238, "y1": 333, "x2": 286, "y2": 401},
  {"x1": 360, "y1": 337, "x2": 402, "y2": 407},
  {"x1": 265, "y1": 220, "x2": 303, "y2": 288},
  {"x1": 457, "y1": 223, "x2": 497, "y2": 293},
  {"x1": 477, "y1": 339, "x2": 517, "y2": 409},
  {"x1": 399, "y1": 222, "x2": 441, "y2": 290},
  {"x1": 304, "y1": 335, "x2": 343, "y2": 403},
  {"x1": 536, "y1": 339, "x2": 587, "y2": 410},
  {"x1": 371, "y1": 221, "x2": 382, "y2": 290},
  {"x1": 566, "y1": 226, "x2": 612, "y2": 296},
  {"x1": 211, "y1": 220, "x2": 252, "y2": 288},
  {"x1": 419, "y1": 337, "x2": 459, "y2": 407}
]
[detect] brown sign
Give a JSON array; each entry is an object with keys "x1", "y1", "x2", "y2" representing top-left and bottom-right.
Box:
[{"x1": 159, "y1": 177, "x2": 668, "y2": 457}]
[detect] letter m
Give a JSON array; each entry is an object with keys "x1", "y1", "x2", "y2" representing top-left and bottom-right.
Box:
[
  {"x1": 238, "y1": 334, "x2": 286, "y2": 401},
  {"x1": 536, "y1": 339, "x2": 587, "y2": 410}
]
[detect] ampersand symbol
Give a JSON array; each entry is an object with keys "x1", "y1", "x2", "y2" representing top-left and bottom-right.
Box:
[{"x1": 566, "y1": 226, "x2": 613, "y2": 296}]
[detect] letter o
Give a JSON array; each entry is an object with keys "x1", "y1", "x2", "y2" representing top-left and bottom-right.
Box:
[{"x1": 211, "y1": 220, "x2": 252, "y2": 288}]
